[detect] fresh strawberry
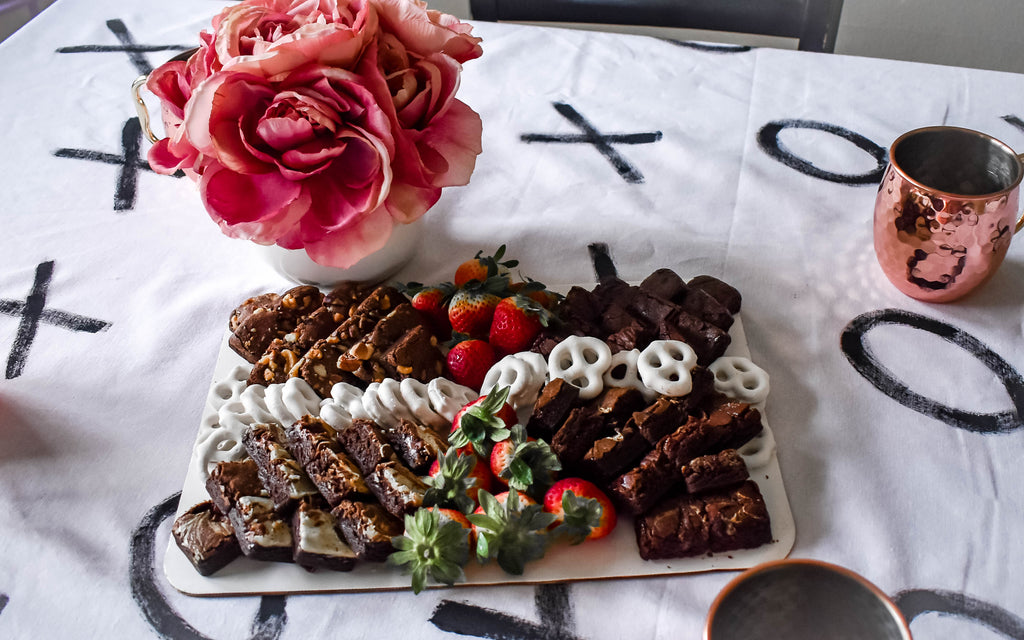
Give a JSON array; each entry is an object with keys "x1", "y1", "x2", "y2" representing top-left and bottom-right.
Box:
[
  {"x1": 387, "y1": 508, "x2": 470, "y2": 594},
  {"x1": 448, "y1": 280, "x2": 505, "y2": 339},
  {"x1": 424, "y1": 448, "x2": 484, "y2": 514},
  {"x1": 403, "y1": 282, "x2": 454, "y2": 339},
  {"x1": 509, "y1": 278, "x2": 562, "y2": 310},
  {"x1": 472, "y1": 490, "x2": 537, "y2": 513},
  {"x1": 489, "y1": 424, "x2": 562, "y2": 500},
  {"x1": 448, "y1": 385, "x2": 517, "y2": 457},
  {"x1": 454, "y1": 245, "x2": 519, "y2": 288},
  {"x1": 543, "y1": 478, "x2": 617, "y2": 543},
  {"x1": 445, "y1": 336, "x2": 496, "y2": 391},
  {"x1": 467, "y1": 489, "x2": 555, "y2": 575},
  {"x1": 488, "y1": 294, "x2": 552, "y2": 356},
  {"x1": 428, "y1": 506, "x2": 477, "y2": 548},
  {"x1": 429, "y1": 448, "x2": 494, "y2": 504}
]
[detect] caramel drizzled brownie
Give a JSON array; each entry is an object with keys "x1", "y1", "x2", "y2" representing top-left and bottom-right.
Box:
[
  {"x1": 285, "y1": 416, "x2": 371, "y2": 507},
  {"x1": 380, "y1": 418, "x2": 448, "y2": 474},
  {"x1": 336, "y1": 418, "x2": 397, "y2": 474},
  {"x1": 204, "y1": 458, "x2": 266, "y2": 516},
  {"x1": 242, "y1": 423, "x2": 319, "y2": 513},
  {"x1": 331, "y1": 499, "x2": 403, "y2": 562},
  {"x1": 229, "y1": 495, "x2": 294, "y2": 562}
]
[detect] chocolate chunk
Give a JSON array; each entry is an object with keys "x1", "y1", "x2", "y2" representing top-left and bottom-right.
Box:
[
  {"x1": 704, "y1": 480, "x2": 772, "y2": 552},
  {"x1": 243, "y1": 423, "x2": 318, "y2": 513},
  {"x1": 365, "y1": 460, "x2": 428, "y2": 518},
  {"x1": 609, "y1": 446, "x2": 679, "y2": 515},
  {"x1": 292, "y1": 502, "x2": 357, "y2": 572},
  {"x1": 229, "y1": 496, "x2": 294, "y2": 562},
  {"x1": 336, "y1": 418, "x2": 397, "y2": 474},
  {"x1": 687, "y1": 275, "x2": 742, "y2": 314},
  {"x1": 683, "y1": 449, "x2": 749, "y2": 494},
  {"x1": 639, "y1": 268, "x2": 688, "y2": 303},
  {"x1": 205, "y1": 458, "x2": 266, "y2": 516},
  {"x1": 635, "y1": 492, "x2": 709, "y2": 560},
  {"x1": 286, "y1": 416, "x2": 371, "y2": 507},
  {"x1": 527, "y1": 378, "x2": 580, "y2": 440},
  {"x1": 172, "y1": 501, "x2": 242, "y2": 576},
  {"x1": 332, "y1": 499, "x2": 403, "y2": 562}
]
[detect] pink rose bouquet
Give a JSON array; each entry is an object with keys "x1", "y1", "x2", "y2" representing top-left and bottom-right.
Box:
[{"x1": 146, "y1": 0, "x2": 482, "y2": 267}]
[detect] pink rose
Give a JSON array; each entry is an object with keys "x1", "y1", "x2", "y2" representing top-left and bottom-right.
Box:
[
  {"x1": 202, "y1": 0, "x2": 377, "y2": 79},
  {"x1": 185, "y1": 52, "x2": 398, "y2": 267},
  {"x1": 146, "y1": 58, "x2": 202, "y2": 174},
  {"x1": 371, "y1": 0, "x2": 482, "y2": 64}
]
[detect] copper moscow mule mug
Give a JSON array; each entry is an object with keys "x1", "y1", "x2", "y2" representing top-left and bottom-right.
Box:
[{"x1": 873, "y1": 126, "x2": 1024, "y2": 302}]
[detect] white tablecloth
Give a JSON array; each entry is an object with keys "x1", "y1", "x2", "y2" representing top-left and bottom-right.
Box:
[{"x1": 2, "y1": 0, "x2": 1023, "y2": 637}]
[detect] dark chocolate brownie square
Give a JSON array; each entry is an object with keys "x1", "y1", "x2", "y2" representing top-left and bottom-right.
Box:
[
  {"x1": 527, "y1": 378, "x2": 580, "y2": 440},
  {"x1": 172, "y1": 501, "x2": 242, "y2": 576},
  {"x1": 687, "y1": 275, "x2": 742, "y2": 315},
  {"x1": 580, "y1": 420, "x2": 650, "y2": 483},
  {"x1": 205, "y1": 458, "x2": 267, "y2": 516},
  {"x1": 382, "y1": 325, "x2": 444, "y2": 382},
  {"x1": 703, "y1": 480, "x2": 772, "y2": 552},
  {"x1": 229, "y1": 495, "x2": 294, "y2": 562},
  {"x1": 336, "y1": 419, "x2": 396, "y2": 474},
  {"x1": 242, "y1": 423, "x2": 319, "y2": 513},
  {"x1": 551, "y1": 406, "x2": 609, "y2": 468},
  {"x1": 682, "y1": 449, "x2": 749, "y2": 494},
  {"x1": 380, "y1": 418, "x2": 448, "y2": 474},
  {"x1": 286, "y1": 416, "x2": 371, "y2": 507},
  {"x1": 639, "y1": 268, "x2": 688, "y2": 303},
  {"x1": 247, "y1": 338, "x2": 303, "y2": 386},
  {"x1": 635, "y1": 492, "x2": 710, "y2": 560},
  {"x1": 608, "y1": 446, "x2": 680, "y2": 515},
  {"x1": 365, "y1": 460, "x2": 428, "y2": 518}
]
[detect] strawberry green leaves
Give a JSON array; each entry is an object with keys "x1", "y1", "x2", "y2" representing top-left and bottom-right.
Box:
[
  {"x1": 467, "y1": 490, "x2": 556, "y2": 575},
  {"x1": 449, "y1": 385, "x2": 514, "y2": 456},
  {"x1": 423, "y1": 448, "x2": 479, "y2": 515},
  {"x1": 388, "y1": 509, "x2": 470, "y2": 594}
]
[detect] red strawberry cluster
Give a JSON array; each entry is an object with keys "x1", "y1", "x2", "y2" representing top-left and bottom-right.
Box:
[{"x1": 402, "y1": 246, "x2": 559, "y2": 391}]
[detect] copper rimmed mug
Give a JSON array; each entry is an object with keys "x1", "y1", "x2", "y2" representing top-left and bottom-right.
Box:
[
  {"x1": 704, "y1": 559, "x2": 913, "y2": 639},
  {"x1": 873, "y1": 126, "x2": 1024, "y2": 302}
]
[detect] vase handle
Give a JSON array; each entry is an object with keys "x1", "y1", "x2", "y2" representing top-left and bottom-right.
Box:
[{"x1": 131, "y1": 74, "x2": 160, "y2": 144}]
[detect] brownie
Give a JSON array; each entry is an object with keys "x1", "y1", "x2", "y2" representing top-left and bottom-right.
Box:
[
  {"x1": 350, "y1": 285, "x2": 408, "y2": 327},
  {"x1": 682, "y1": 449, "x2": 749, "y2": 494},
  {"x1": 380, "y1": 418, "x2": 448, "y2": 474},
  {"x1": 276, "y1": 285, "x2": 324, "y2": 326},
  {"x1": 229, "y1": 293, "x2": 280, "y2": 333},
  {"x1": 593, "y1": 387, "x2": 647, "y2": 431},
  {"x1": 229, "y1": 495, "x2": 294, "y2": 562},
  {"x1": 606, "y1": 319, "x2": 648, "y2": 352},
  {"x1": 659, "y1": 311, "x2": 731, "y2": 366},
  {"x1": 336, "y1": 418, "x2": 396, "y2": 474},
  {"x1": 205, "y1": 458, "x2": 266, "y2": 516},
  {"x1": 635, "y1": 492, "x2": 710, "y2": 560},
  {"x1": 289, "y1": 306, "x2": 348, "y2": 351},
  {"x1": 657, "y1": 416, "x2": 710, "y2": 470},
  {"x1": 628, "y1": 288, "x2": 678, "y2": 328},
  {"x1": 557, "y1": 286, "x2": 603, "y2": 336},
  {"x1": 172, "y1": 501, "x2": 242, "y2": 576},
  {"x1": 608, "y1": 446, "x2": 680, "y2": 515},
  {"x1": 382, "y1": 325, "x2": 444, "y2": 381},
  {"x1": 229, "y1": 304, "x2": 285, "y2": 363},
  {"x1": 332, "y1": 499, "x2": 403, "y2": 562},
  {"x1": 286, "y1": 416, "x2": 371, "y2": 507},
  {"x1": 704, "y1": 480, "x2": 772, "y2": 552},
  {"x1": 242, "y1": 423, "x2": 319, "y2": 513},
  {"x1": 296, "y1": 337, "x2": 361, "y2": 397},
  {"x1": 639, "y1": 268, "x2": 688, "y2": 302},
  {"x1": 527, "y1": 378, "x2": 580, "y2": 440},
  {"x1": 699, "y1": 399, "x2": 764, "y2": 453},
  {"x1": 291, "y1": 501, "x2": 357, "y2": 572},
  {"x1": 338, "y1": 303, "x2": 424, "y2": 384},
  {"x1": 688, "y1": 275, "x2": 742, "y2": 314},
  {"x1": 248, "y1": 338, "x2": 302, "y2": 386},
  {"x1": 365, "y1": 460, "x2": 428, "y2": 518},
  {"x1": 551, "y1": 407, "x2": 608, "y2": 468},
  {"x1": 679, "y1": 287, "x2": 734, "y2": 331},
  {"x1": 580, "y1": 421, "x2": 650, "y2": 482},
  {"x1": 632, "y1": 397, "x2": 688, "y2": 445},
  {"x1": 322, "y1": 281, "x2": 373, "y2": 314}
]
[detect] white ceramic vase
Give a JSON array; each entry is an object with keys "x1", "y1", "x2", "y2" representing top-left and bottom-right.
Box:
[{"x1": 255, "y1": 218, "x2": 422, "y2": 287}]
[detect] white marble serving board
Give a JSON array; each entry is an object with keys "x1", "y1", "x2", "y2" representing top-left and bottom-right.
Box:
[{"x1": 165, "y1": 286, "x2": 795, "y2": 596}]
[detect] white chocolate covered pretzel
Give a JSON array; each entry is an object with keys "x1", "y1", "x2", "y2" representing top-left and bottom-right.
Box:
[
  {"x1": 603, "y1": 348, "x2": 657, "y2": 401},
  {"x1": 708, "y1": 356, "x2": 770, "y2": 405},
  {"x1": 399, "y1": 378, "x2": 447, "y2": 430},
  {"x1": 427, "y1": 378, "x2": 478, "y2": 422},
  {"x1": 547, "y1": 336, "x2": 612, "y2": 400},
  {"x1": 481, "y1": 352, "x2": 548, "y2": 410},
  {"x1": 637, "y1": 340, "x2": 697, "y2": 396}
]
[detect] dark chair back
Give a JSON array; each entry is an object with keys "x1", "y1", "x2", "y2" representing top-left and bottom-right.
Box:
[{"x1": 468, "y1": 0, "x2": 844, "y2": 53}]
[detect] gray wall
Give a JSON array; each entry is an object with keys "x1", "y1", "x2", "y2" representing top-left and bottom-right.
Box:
[{"x1": 2, "y1": 0, "x2": 1020, "y2": 73}]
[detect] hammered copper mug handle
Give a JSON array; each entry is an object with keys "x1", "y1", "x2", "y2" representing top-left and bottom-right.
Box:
[{"x1": 131, "y1": 74, "x2": 160, "y2": 144}]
